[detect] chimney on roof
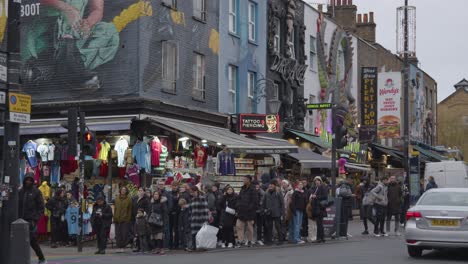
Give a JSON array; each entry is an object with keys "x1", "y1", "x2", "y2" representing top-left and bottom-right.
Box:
[
  {"x1": 328, "y1": 0, "x2": 357, "y2": 32},
  {"x1": 356, "y1": 12, "x2": 376, "y2": 43}
]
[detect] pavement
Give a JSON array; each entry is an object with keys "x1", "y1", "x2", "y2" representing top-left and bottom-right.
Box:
[{"x1": 29, "y1": 220, "x2": 468, "y2": 264}]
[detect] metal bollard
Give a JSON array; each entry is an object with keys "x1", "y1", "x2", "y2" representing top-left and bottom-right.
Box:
[{"x1": 9, "y1": 219, "x2": 31, "y2": 264}]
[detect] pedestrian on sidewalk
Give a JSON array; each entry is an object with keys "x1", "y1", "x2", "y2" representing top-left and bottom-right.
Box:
[
  {"x1": 219, "y1": 185, "x2": 237, "y2": 248},
  {"x1": 114, "y1": 186, "x2": 133, "y2": 252},
  {"x1": 178, "y1": 198, "x2": 192, "y2": 250},
  {"x1": 336, "y1": 179, "x2": 354, "y2": 238},
  {"x1": 91, "y1": 195, "x2": 113, "y2": 254},
  {"x1": 19, "y1": 173, "x2": 47, "y2": 264},
  {"x1": 310, "y1": 176, "x2": 328, "y2": 243},
  {"x1": 281, "y1": 180, "x2": 293, "y2": 243},
  {"x1": 289, "y1": 181, "x2": 307, "y2": 244},
  {"x1": 253, "y1": 180, "x2": 265, "y2": 246},
  {"x1": 132, "y1": 187, "x2": 151, "y2": 252},
  {"x1": 169, "y1": 182, "x2": 181, "y2": 249},
  {"x1": 386, "y1": 176, "x2": 402, "y2": 236},
  {"x1": 371, "y1": 176, "x2": 389, "y2": 237},
  {"x1": 189, "y1": 186, "x2": 210, "y2": 251},
  {"x1": 236, "y1": 175, "x2": 258, "y2": 248},
  {"x1": 149, "y1": 191, "x2": 168, "y2": 255},
  {"x1": 46, "y1": 189, "x2": 68, "y2": 248},
  {"x1": 361, "y1": 179, "x2": 376, "y2": 235},
  {"x1": 134, "y1": 208, "x2": 150, "y2": 252},
  {"x1": 263, "y1": 181, "x2": 284, "y2": 245},
  {"x1": 301, "y1": 178, "x2": 311, "y2": 241}
]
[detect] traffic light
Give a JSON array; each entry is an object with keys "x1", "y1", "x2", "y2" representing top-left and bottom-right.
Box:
[
  {"x1": 82, "y1": 131, "x2": 96, "y2": 156},
  {"x1": 314, "y1": 127, "x2": 320, "y2": 135},
  {"x1": 66, "y1": 108, "x2": 78, "y2": 156},
  {"x1": 334, "y1": 107, "x2": 348, "y2": 149}
]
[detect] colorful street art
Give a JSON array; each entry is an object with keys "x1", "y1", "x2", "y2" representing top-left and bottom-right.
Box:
[
  {"x1": 409, "y1": 64, "x2": 426, "y2": 141},
  {"x1": 315, "y1": 13, "x2": 358, "y2": 142}
]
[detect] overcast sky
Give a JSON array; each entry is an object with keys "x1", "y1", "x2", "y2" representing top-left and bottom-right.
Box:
[{"x1": 308, "y1": 0, "x2": 468, "y2": 102}]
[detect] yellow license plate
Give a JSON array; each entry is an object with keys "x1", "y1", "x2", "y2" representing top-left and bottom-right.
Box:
[{"x1": 431, "y1": 219, "x2": 460, "y2": 227}]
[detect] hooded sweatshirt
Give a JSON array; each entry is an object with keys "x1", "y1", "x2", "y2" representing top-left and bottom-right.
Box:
[{"x1": 18, "y1": 173, "x2": 45, "y2": 222}]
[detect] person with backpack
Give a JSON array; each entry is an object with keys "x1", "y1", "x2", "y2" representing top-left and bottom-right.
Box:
[
  {"x1": 361, "y1": 179, "x2": 376, "y2": 235},
  {"x1": 336, "y1": 179, "x2": 354, "y2": 238},
  {"x1": 371, "y1": 176, "x2": 389, "y2": 237}
]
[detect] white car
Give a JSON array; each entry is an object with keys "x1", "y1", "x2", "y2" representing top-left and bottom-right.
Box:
[{"x1": 405, "y1": 188, "x2": 468, "y2": 258}]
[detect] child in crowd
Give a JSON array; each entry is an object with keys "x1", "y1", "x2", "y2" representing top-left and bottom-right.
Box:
[
  {"x1": 134, "y1": 208, "x2": 150, "y2": 252},
  {"x1": 178, "y1": 198, "x2": 191, "y2": 251}
]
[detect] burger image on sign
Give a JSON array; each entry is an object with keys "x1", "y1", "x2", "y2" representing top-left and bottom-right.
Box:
[{"x1": 377, "y1": 115, "x2": 400, "y2": 138}]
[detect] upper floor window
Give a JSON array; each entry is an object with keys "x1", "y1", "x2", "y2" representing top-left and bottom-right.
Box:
[
  {"x1": 309, "y1": 36, "x2": 316, "y2": 70},
  {"x1": 228, "y1": 65, "x2": 238, "y2": 113},
  {"x1": 162, "y1": 0, "x2": 177, "y2": 9},
  {"x1": 288, "y1": 26, "x2": 296, "y2": 59},
  {"x1": 229, "y1": 0, "x2": 238, "y2": 34},
  {"x1": 162, "y1": 41, "x2": 178, "y2": 92},
  {"x1": 273, "y1": 17, "x2": 281, "y2": 53},
  {"x1": 193, "y1": 0, "x2": 206, "y2": 21},
  {"x1": 248, "y1": 2, "x2": 257, "y2": 42},
  {"x1": 272, "y1": 82, "x2": 279, "y2": 100},
  {"x1": 192, "y1": 53, "x2": 206, "y2": 100},
  {"x1": 247, "y1": 71, "x2": 256, "y2": 113}
]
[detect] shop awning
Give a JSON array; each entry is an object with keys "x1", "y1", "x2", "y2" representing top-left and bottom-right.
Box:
[
  {"x1": 372, "y1": 144, "x2": 403, "y2": 159},
  {"x1": 345, "y1": 163, "x2": 373, "y2": 172},
  {"x1": 0, "y1": 116, "x2": 135, "y2": 136},
  {"x1": 285, "y1": 129, "x2": 331, "y2": 149},
  {"x1": 413, "y1": 145, "x2": 448, "y2": 162},
  {"x1": 287, "y1": 148, "x2": 332, "y2": 169},
  {"x1": 146, "y1": 116, "x2": 298, "y2": 154}
]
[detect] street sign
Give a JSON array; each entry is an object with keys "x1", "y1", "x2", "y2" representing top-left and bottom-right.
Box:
[
  {"x1": 306, "y1": 103, "x2": 332, "y2": 110},
  {"x1": 8, "y1": 92, "x2": 31, "y2": 124}
]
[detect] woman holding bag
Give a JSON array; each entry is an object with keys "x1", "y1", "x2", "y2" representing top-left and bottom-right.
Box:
[
  {"x1": 219, "y1": 186, "x2": 237, "y2": 248},
  {"x1": 310, "y1": 176, "x2": 328, "y2": 243},
  {"x1": 188, "y1": 186, "x2": 210, "y2": 251},
  {"x1": 148, "y1": 191, "x2": 168, "y2": 255}
]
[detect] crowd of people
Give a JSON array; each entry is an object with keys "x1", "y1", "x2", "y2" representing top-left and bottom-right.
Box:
[{"x1": 20, "y1": 169, "x2": 437, "y2": 264}]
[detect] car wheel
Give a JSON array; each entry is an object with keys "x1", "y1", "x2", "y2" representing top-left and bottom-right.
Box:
[{"x1": 407, "y1": 246, "x2": 423, "y2": 258}]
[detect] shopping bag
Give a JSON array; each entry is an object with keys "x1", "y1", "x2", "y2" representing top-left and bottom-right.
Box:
[
  {"x1": 195, "y1": 223, "x2": 219, "y2": 249},
  {"x1": 109, "y1": 223, "x2": 116, "y2": 240}
]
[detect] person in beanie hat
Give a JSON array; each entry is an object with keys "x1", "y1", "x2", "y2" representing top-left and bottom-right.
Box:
[
  {"x1": 91, "y1": 194, "x2": 113, "y2": 254},
  {"x1": 235, "y1": 175, "x2": 258, "y2": 247},
  {"x1": 263, "y1": 180, "x2": 284, "y2": 245},
  {"x1": 19, "y1": 173, "x2": 47, "y2": 263}
]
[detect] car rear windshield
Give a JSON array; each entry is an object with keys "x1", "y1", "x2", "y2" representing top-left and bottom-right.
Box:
[{"x1": 418, "y1": 192, "x2": 468, "y2": 207}]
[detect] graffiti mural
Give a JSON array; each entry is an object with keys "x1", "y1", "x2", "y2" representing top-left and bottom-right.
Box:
[
  {"x1": 315, "y1": 13, "x2": 358, "y2": 142},
  {"x1": 409, "y1": 65, "x2": 425, "y2": 141}
]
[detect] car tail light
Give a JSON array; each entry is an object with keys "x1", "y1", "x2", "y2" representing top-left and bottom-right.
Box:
[
  {"x1": 406, "y1": 240, "x2": 418, "y2": 244},
  {"x1": 406, "y1": 211, "x2": 422, "y2": 221}
]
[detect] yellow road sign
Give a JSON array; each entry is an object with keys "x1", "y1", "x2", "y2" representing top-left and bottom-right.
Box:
[{"x1": 9, "y1": 92, "x2": 31, "y2": 114}]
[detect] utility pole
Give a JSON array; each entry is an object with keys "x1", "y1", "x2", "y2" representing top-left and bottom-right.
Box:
[
  {"x1": 78, "y1": 111, "x2": 86, "y2": 252},
  {"x1": 403, "y1": 0, "x2": 410, "y2": 190},
  {"x1": 0, "y1": 1, "x2": 22, "y2": 263}
]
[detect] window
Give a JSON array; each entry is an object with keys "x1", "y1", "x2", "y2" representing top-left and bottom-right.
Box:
[
  {"x1": 228, "y1": 0, "x2": 237, "y2": 34},
  {"x1": 247, "y1": 71, "x2": 256, "y2": 113},
  {"x1": 248, "y1": 2, "x2": 257, "y2": 42},
  {"x1": 228, "y1": 65, "x2": 238, "y2": 113},
  {"x1": 289, "y1": 26, "x2": 295, "y2": 59},
  {"x1": 192, "y1": 53, "x2": 205, "y2": 100},
  {"x1": 272, "y1": 82, "x2": 279, "y2": 100},
  {"x1": 162, "y1": 41, "x2": 178, "y2": 92},
  {"x1": 162, "y1": 0, "x2": 177, "y2": 9},
  {"x1": 430, "y1": 90, "x2": 433, "y2": 109},
  {"x1": 273, "y1": 17, "x2": 281, "y2": 53},
  {"x1": 309, "y1": 36, "x2": 316, "y2": 70},
  {"x1": 193, "y1": 0, "x2": 206, "y2": 21}
]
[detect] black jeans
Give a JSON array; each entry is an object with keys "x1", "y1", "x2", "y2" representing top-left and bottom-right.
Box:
[
  {"x1": 50, "y1": 217, "x2": 66, "y2": 244},
  {"x1": 373, "y1": 204, "x2": 386, "y2": 234},
  {"x1": 316, "y1": 216, "x2": 325, "y2": 241},
  {"x1": 221, "y1": 225, "x2": 235, "y2": 245},
  {"x1": 339, "y1": 204, "x2": 351, "y2": 237},
  {"x1": 94, "y1": 224, "x2": 109, "y2": 251},
  {"x1": 362, "y1": 205, "x2": 376, "y2": 231},
  {"x1": 301, "y1": 212, "x2": 309, "y2": 238},
  {"x1": 29, "y1": 222, "x2": 45, "y2": 261},
  {"x1": 255, "y1": 213, "x2": 264, "y2": 242},
  {"x1": 169, "y1": 212, "x2": 179, "y2": 248},
  {"x1": 264, "y1": 216, "x2": 283, "y2": 244}
]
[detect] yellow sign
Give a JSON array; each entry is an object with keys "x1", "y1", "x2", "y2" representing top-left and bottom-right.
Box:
[{"x1": 9, "y1": 92, "x2": 31, "y2": 114}]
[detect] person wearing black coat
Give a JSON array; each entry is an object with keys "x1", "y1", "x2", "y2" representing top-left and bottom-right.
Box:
[
  {"x1": 177, "y1": 198, "x2": 191, "y2": 250},
  {"x1": 235, "y1": 176, "x2": 258, "y2": 247},
  {"x1": 169, "y1": 183, "x2": 181, "y2": 249},
  {"x1": 290, "y1": 181, "x2": 307, "y2": 244},
  {"x1": 19, "y1": 173, "x2": 46, "y2": 264},
  {"x1": 263, "y1": 181, "x2": 284, "y2": 245},
  {"x1": 219, "y1": 186, "x2": 238, "y2": 248},
  {"x1": 46, "y1": 189, "x2": 69, "y2": 247},
  {"x1": 310, "y1": 176, "x2": 328, "y2": 243},
  {"x1": 91, "y1": 195, "x2": 113, "y2": 254},
  {"x1": 149, "y1": 191, "x2": 168, "y2": 255},
  {"x1": 132, "y1": 187, "x2": 150, "y2": 252}
]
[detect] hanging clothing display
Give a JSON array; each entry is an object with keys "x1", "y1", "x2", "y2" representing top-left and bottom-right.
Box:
[
  {"x1": 114, "y1": 138, "x2": 129, "y2": 167},
  {"x1": 217, "y1": 150, "x2": 236, "y2": 176},
  {"x1": 125, "y1": 148, "x2": 133, "y2": 165},
  {"x1": 193, "y1": 145, "x2": 207, "y2": 168},
  {"x1": 93, "y1": 141, "x2": 102, "y2": 160},
  {"x1": 37, "y1": 143, "x2": 49, "y2": 162},
  {"x1": 22, "y1": 141, "x2": 38, "y2": 167},
  {"x1": 126, "y1": 164, "x2": 140, "y2": 187},
  {"x1": 48, "y1": 143, "x2": 56, "y2": 161},
  {"x1": 157, "y1": 145, "x2": 168, "y2": 170},
  {"x1": 50, "y1": 162, "x2": 61, "y2": 184},
  {"x1": 65, "y1": 205, "x2": 80, "y2": 235},
  {"x1": 132, "y1": 140, "x2": 151, "y2": 171},
  {"x1": 98, "y1": 141, "x2": 111, "y2": 161},
  {"x1": 150, "y1": 137, "x2": 162, "y2": 167}
]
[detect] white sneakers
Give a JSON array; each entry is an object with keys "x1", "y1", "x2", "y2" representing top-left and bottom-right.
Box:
[
  {"x1": 227, "y1": 243, "x2": 234, "y2": 248},
  {"x1": 257, "y1": 241, "x2": 264, "y2": 246}
]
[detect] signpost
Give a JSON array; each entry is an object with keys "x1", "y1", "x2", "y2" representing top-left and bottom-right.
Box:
[
  {"x1": 8, "y1": 92, "x2": 31, "y2": 124},
  {"x1": 306, "y1": 102, "x2": 332, "y2": 110}
]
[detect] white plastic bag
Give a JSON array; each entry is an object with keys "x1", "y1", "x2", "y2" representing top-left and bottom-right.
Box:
[
  {"x1": 196, "y1": 223, "x2": 219, "y2": 249},
  {"x1": 109, "y1": 223, "x2": 116, "y2": 240}
]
